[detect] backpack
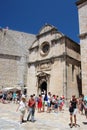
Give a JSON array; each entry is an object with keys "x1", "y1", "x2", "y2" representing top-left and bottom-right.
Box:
[{"x1": 44, "y1": 95, "x2": 48, "y2": 101}]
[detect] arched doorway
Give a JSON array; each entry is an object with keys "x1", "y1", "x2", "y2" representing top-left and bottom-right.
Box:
[
  {"x1": 40, "y1": 81, "x2": 47, "y2": 93},
  {"x1": 37, "y1": 72, "x2": 50, "y2": 95}
]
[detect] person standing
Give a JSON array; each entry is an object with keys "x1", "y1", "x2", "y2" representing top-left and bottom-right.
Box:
[
  {"x1": 84, "y1": 96, "x2": 87, "y2": 119},
  {"x1": 78, "y1": 94, "x2": 84, "y2": 115},
  {"x1": 47, "y1": 92, "x2": 52, "y2": 113},
  {"x1": 16, "y1": 95, "x2": 26, "y2": 124},
  {"x1": 69, "y1": 95, "x2": 78, "y2": 128},
  {"x1": 27, "y1": 95, "x2": 36, "y2": 122},
  {"x1": 12, "y1": 92, "x2": 17, "y2": 103},
  {"x1": 41, "y1": 92, "x2": 45, "y2": 112},
  {"x1": 37, "y1": 94, "x2": 42, "y2": 113},
  {"x1": 83, "y1": 100, "x2": 87, "y2": 119}
]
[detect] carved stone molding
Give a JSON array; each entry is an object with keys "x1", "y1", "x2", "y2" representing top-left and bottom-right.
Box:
[
  {"x1": 36, "y1": 62, "x2": 52, "y2": 71},
  {"x1": 79, "y1": 33, "x2": 87, "y2": 40}
]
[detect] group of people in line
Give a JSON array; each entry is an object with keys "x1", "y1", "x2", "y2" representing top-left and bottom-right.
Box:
[
  {"x1": 16, "y1": 91, "x2": 65, "y2": 124},
  {"x1": 16, "y1": 91, "x2": 87, "y2": 126}
]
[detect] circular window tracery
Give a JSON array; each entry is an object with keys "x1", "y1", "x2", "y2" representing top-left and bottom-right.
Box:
[{"x1": 40, "y1": 42, "x2": 50, "y2": 56}]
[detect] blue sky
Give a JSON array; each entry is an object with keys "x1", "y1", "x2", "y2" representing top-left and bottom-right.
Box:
[{"x1": 0, "y1": 0, "x2": 80, "y2": 43}]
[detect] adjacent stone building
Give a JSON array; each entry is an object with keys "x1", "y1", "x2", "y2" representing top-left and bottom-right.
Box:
[
  {"x1": 76, "y1": 0, "x2": 87, "y2": 95},
  {"x1": 27, "y1": 24, "x2": 81, "y2": 99},
  {"x1": 0, "y1": 28, "x2": 35, "y2": 90}
]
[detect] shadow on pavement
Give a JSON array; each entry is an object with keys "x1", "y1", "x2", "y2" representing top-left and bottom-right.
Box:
[
  {"x1": 83, "y1": 122, "x2": 87, "y2": 125},
  {"x1": 69, "y1": 123, "x2": 80, "y2": 128}
]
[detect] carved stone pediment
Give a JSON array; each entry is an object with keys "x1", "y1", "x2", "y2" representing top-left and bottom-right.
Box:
[
  {"x1": 36, "y1": 71, "x2": 50, "y2": 77},
  {"x1": 39, "y1": 24, "x2": 57, "y2": 35},
  {"x1": 37, "y1": 62, "x2": 51, "y2": 71}
]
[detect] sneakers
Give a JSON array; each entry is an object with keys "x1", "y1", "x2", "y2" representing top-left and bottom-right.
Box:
[{"x1": 27, "y1": 119, "x2": 35, "y2": 122}]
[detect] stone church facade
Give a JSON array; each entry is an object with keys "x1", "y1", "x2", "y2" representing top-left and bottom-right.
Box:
[
  {"x1": 27, "y1": 24, "x2": 81, "y2": 99},
  {"x1": 76, "y1": 0, "x2": 87, "y2": 95}
]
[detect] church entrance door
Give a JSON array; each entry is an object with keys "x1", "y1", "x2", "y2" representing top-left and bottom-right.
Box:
[
  {"x1": 37, "y1": 72, "x2": 50, "y2": 95},
  {"x1": 40, "y1": 81, "x2": 47, "y2": 93}
]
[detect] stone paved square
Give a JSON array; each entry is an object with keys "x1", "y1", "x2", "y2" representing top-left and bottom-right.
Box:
[{"x1": 0, "y1": 102, "x2": 87, "y2": 130}]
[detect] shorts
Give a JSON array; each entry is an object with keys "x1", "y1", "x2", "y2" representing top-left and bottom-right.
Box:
[
  {"x1": 54, "y1": 104, "x2": 58, "y2": 109},
  {"x1": 47, "y1": 102, "x2": 51, "y2": 107},
  {"x1": 20, "y1": 110, "x2": 25, "y2": 116},
  {"x1": 73, "y1": 108, "x2": 78, "y2": 115},
  {"x1": 70, "y1": 108, "x2": 78, "y2": 115}
]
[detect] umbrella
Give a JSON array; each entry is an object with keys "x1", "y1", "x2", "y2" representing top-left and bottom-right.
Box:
[{"x1": 2, "y1": 87, "x2": 21, "y2": 92}]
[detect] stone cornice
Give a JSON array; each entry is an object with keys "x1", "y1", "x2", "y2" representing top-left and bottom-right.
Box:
[
  {"x1": 76, "y1": 0, "x2": 87, "y2": 6},
  {"x1": 28, "y1": 52, "x2": 80, "y2": 65},
  {"x1": 79, "y1": 33, "x2": 87, "y2": 39},
  {"x1": 51, "y1": 36, "x2": 65, "y2": 44},
  {"x1": 28, "y1": 55, "x2": 64, "y2": 65},
  {"x1": 67, "y1": 55, "x2": 81, "y2": 65},
  {"x1": 0, "y1": 53, "x2": 20, "y2": 60}
]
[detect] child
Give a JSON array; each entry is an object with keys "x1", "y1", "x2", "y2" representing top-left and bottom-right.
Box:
[{"x1": 16, "y1": 95, "x2": 26, "y2": 124}]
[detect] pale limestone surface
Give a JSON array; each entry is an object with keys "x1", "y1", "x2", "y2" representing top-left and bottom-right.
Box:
[
  {"x1": 28, "y1": 24, "x2": 81, "y2": 99},
  {"x1": 77, "y1": 0, "x2": 87, "y2": 95},
  {"x1": 0, "y1": 29, "x2": 35, "y2": 88},
  {"x1": 0, "y1": 24, "x2": 81, "y2": 100},
  {"x1": 0, "y1": 102, "x2": 87, "y2": 130}
]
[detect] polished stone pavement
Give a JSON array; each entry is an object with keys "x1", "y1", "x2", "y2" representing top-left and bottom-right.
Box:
[{"x1": 0, "y1": 102, "x2": 87, "y2": 130}]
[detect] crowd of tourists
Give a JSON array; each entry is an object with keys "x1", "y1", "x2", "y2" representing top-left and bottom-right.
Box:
[
  {"x1": 16, "y1": 91, "x2": 65, "y2": 124},
  {"x1": 0, "y1": 90, "x2": 87, "y2": 127},
  {"x1": 15, "y1": 91, "x2": 87, "y2": 126},
  {"x1": 0, "y1": 91, "x2": 21, "y2": 103}
]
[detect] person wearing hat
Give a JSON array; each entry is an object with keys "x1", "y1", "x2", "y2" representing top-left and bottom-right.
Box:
[{"x1": 16, "y1": 96, "x2": 26, "y2": 124}]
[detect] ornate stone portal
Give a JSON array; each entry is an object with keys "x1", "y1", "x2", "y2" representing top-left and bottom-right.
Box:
[{"x1": 37, "y1": 72, "x2": 50, "y2": 94}]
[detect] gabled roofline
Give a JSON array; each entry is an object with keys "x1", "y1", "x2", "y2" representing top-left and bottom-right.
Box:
[{"x1": 37, "y1": 23, "x2": 57, "y2": 37}]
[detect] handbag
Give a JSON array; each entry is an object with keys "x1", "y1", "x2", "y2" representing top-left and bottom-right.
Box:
[{"x1": 19, "y1": 107, "x2": 25, "y2": 112}]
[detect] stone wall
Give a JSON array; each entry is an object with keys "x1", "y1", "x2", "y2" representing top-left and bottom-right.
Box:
[
  {"x1": 77, "y1": 0, "x2": 87, "y2": 95},
  {"x1": 0, "y1": 54, "x2": 20, "y2": 88},
  {"x1": 0, "y1": 29, "x2": 35, "y2": 89},
  {"x1": 80, "y1": 39, "x2": 87, "y2": 95},
  {"x1": 77, "y1": 0, "x2": 87, "y2": 34}
]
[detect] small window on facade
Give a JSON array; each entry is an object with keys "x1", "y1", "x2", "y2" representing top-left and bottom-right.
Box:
[
  {"x1": 72, "y1": 65, "x2": 74, "y2": 81},
  {"x1": 40, "y1": 42, "x2": 50, "y2": 56}
]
